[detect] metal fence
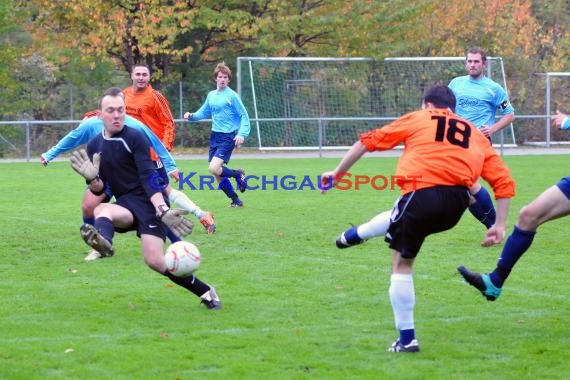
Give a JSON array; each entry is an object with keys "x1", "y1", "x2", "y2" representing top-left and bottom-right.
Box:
[{"x1": 0, "y1": 113, "x2": 560, "y2": 162}]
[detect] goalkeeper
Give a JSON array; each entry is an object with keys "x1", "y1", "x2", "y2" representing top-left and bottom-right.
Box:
[
  {"x1": 69, "y1": 87, "x2": 221, "y2": 309},
  {"x1": 41, "y1": 89, "x2": 216, "y2": 260}
]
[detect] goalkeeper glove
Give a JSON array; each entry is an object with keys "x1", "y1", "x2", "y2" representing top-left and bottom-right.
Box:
[
  {"x1": 157, "y1": 205, "x2": 194, "y2": 237},
  {"x1": 70, "y1": 149, "x2": 100, "y2": 183}
]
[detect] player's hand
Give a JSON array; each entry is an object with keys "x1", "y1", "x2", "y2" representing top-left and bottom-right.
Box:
[
  {"x1": 479, "y1": 126, "x2": 492, "y2": 138},
  {"x1": 183, "y1": 112, "x2": 192, "y2": 120},
  {"x1": 481, "y1": 225, "x2": 506, "y2": 247},
  {"x1": 551, "y1": 110, "x2": 567, "y2": 129},
  {"x1": 234, "y1": 136, "x2": 244, "y2": 147},
  {"x1": 70, "y1": 149, "x2": 100, "y2": 182},
  {"x1": 159, "y1": 208, "x2": 194, "y2": 237},
  {"x1": 319, "y1": 171, "x2": 337, "y2": 194},
  {"x1": 169, "y1": 171, "x2": 180, "y2": 182},
  {"x1": 40, "y1": 154, "x2": 49, "y2": 167}
]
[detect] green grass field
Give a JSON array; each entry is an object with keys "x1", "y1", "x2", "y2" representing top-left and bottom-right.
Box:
[{"x1": 1, "y1": 154, "x2": 569, "y2": 380}]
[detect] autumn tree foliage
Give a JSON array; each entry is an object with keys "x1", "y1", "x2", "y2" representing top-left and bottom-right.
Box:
[{"x1": 8, "y1": 0, "x2": 570, "y2": 130}]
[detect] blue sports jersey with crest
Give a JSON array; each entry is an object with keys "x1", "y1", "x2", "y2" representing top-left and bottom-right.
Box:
[{"x1": 448, "y1": 75, "x2": 514, "y2": 128}]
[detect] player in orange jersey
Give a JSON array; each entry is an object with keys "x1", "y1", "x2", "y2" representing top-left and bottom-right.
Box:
[
  {"x1": 123, "y1": 64, "x2": 215, "y2": 236},
  {"x1": 320, "y1": 85, "x2": 516, "y2": 353},
  {"x1": 123, "y1": 64, "x2": 176, "y2": 151}
]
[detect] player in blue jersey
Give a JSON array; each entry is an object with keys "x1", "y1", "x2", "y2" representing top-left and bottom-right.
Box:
[
  {"x1": 449, "y1": 47, "x2": 515, "y2": 230},
  {"x1": 184, "y1": 62, "x2": 250, "y2": 208},
  {"x1": 41, "y1": 91, "x2": 215, "y2": 260},
  {"x1": 70, "y1": 87, "x2": 221, "y2": 309},
  {"x1": 458, "y1": 111, "x2": 569, "y2": 302}
]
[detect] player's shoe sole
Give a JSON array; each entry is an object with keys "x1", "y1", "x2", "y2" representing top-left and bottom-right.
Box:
[
  {"x1": 80, "y1": 224, "x2": 115, "y2": 258},
  {"x1": 237, "y1": 169, "x2": 247, "y2": 193},
  {"x1": 457, "y1": 265, "x2": 502, "y2": 301}
]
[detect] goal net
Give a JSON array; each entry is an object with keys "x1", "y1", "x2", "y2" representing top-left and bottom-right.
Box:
[{"x1": 236, "y1": 56, "x2": 515, "y2": 150}]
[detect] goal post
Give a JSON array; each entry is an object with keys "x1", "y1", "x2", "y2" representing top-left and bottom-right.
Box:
[{"x1": 236, "y1": 56, "x2": 515, "y2": 150}]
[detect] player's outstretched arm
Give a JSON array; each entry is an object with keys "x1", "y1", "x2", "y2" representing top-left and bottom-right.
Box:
[{"x1": 320, "y1": 141, "x2": 368, "y2": 194}]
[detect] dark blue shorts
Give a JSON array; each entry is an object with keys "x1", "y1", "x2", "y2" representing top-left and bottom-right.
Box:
[
  {"x1": 114, "y1": 191, "x2": 168, "y2": 240},
  {"x1": 385, "y1": 186, "x2": 470, "y2": 259},
  {"x1": 555, "y1": 177, "x2": 570, "y2": 200},
  {"x1": 209, "y1": 131, "x2": 237, "y2": 164}
]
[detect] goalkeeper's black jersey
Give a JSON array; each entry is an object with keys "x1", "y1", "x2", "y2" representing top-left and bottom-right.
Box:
[{"x1": 87, "y1": 125, "x2": 160, "y2": 200}]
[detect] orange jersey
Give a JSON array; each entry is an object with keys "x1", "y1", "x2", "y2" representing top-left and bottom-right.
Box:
[
  {"x1": 360, "y1": 108, "x2": 515, "y2": 198},
  {"x1": 123, "y1": 84, "x2": 176, "y2": 151}
]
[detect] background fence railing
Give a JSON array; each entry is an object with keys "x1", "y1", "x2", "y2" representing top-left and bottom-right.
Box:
[{"x1": 0, "y1": 114, "x2": 563, "y2": 162}]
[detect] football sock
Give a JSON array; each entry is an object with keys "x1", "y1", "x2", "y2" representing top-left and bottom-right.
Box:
[
  {"x1": 400, "y1": 329, "x2": 416, "y2": 346},
  {"x1": 162, "y1": 271, "x2": 210, "y2": 297},
  {"x1": 94, "y1": 216, "x2": 115, "y2": 243},
  {"x1": 218, "y1": 177, "x2": 237, "y2": 199},
  {"x1": 168, "y1": 188, "x2": 206, "y2": 219},
  {"x1": 389, "y1": 273, "x2": 415, "y2": 345},
  {"x1": 343, "y1": 226, "x2": 363, "y2": 245},
  {"x1": 489, "y1": 225, "x2": 536, "y2": 288},
  {"x1": 166, "y1": 228, "x2": 182, "y2": 243},
  {"x1": 83, "y1": 216, "x2": 95, "y2": 226},
  {"x1": 357, "y1": 210, "x2": 391, "y2": 240},
  {"x1": 221, "y1": 166, "x2": 239, "y2": 178},
  {"x1": 468, "y1": 187, "x2": 496, "y2": 229}
]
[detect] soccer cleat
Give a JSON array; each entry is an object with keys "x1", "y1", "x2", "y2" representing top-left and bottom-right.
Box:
[
  {"x1": 80, "y1": 224, "x2": 114, "y2": 258},
  {"x1": 199, "y1": 211, "x2": 216, "y2": 235},
  {"x1": 84, "y1": 249, "x2": 102, "y2": 261},
  {"x1": 200, "y1": 287, "x2": 221, "y2": 310},
  {"x1": 457, "y1": 265, "x2": 502, "y2": 301},
  {"x1": 387, "y1": 338, "x2": 420, "y2": 353},
  {"x1": 236, "y1": 169, "x2": 247, "y2": 193},
  {"x1": 335, "y1": 226, "x2": 365, "y2": 249},
  {"x1": 229, "y1": 199, "x2": 244, "y2": 208}
]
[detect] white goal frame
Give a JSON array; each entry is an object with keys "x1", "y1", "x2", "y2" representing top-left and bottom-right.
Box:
[{"x1": 236, "y1": 56, "x2": 516, "y2": 152}]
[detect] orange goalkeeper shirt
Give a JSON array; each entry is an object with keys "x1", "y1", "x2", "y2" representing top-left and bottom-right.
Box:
[
  {"x1": 360, "y1": 108, "x2": 515, "y2": 198},
  {"x1": 123, "y1": 84, "x2": 176, "y2": 152}
]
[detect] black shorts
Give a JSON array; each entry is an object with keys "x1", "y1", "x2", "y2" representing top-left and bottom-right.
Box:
[
  {"x1": 385, "y1": 186, "x2": 470, "y2": 259},
  {"x1": 114, "y1": 192, "x2": 168, "y2": 240}
]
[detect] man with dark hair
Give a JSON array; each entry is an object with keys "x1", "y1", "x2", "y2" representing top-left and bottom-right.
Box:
[{"x1": 320, "y1": 84, "x2": 515, "y2": 352}]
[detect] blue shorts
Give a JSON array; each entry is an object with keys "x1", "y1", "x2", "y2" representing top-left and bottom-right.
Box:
[
  {"x1": 209, "y1": 131, "x2": 237, "y2": 164},
  {"x1": 114, "y1": 191, "x2": 168, "y2": 240},
  {"x1": 555, "y1": 177, "x2": 570, "y2": 200}
]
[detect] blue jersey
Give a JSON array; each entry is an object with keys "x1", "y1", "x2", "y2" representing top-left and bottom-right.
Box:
[
  {"x1": 87, "y1": 126, "x2": 159, "y2": 199},
  {"x1": 42, "y1": 115, "x2": 177, "y2": 175},
  {"x1": 448, "y1": 75, "x2": 514, "y2": 128},
  {"x1": 190, "y1": 87, "x2": 251, "y2": 138}
]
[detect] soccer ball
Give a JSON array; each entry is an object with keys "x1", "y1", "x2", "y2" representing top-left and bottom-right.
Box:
[{"x1": 164, "y1": 241, "x2": 201, "y2": 277}]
